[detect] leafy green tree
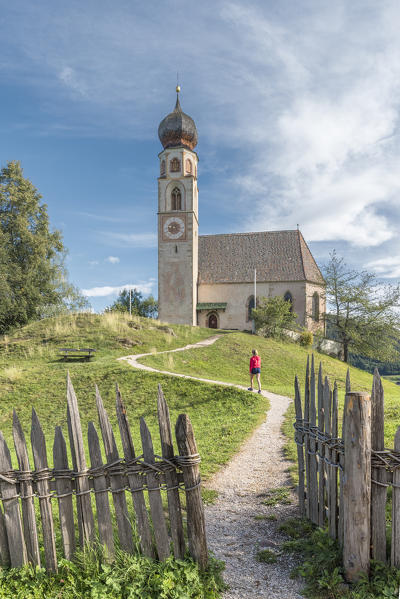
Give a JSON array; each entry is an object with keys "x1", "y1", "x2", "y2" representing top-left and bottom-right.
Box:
[
  {"x1": 324, "y1": 251, "x2": 400, "y2": 363},
  {"x1": 0, "y1": 160, "x2": 89, "y2": 332},
  {"x1": 105, "y1": 288, "x2": 158, "y2": 318},
  {"x1": 252, "y1": 296, "x2": 297, "y2": 339}
]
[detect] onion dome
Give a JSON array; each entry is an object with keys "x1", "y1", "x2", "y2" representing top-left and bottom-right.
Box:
[{"x1": 158, "y1": 88, "x2": 198, "y2": 150}]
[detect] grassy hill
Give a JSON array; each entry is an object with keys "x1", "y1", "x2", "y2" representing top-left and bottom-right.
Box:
[
  {"x1": 0, "y1": 313, "x2": 267, "y2": 481},
  {"x1": 140, "y1": 331, "x2": 400, "y2": 447}
]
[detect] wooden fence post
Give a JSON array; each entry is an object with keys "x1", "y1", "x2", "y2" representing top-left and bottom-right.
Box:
[
  {"x1": 0, "y1": 431, "x2": 27, "y2": 567},
  {"x1": 392, "y1": 427, "x2": 400, "y2": 567},
  {"x1": 140, "y1": 417, "x2": 171, "y2": 561},
  {"x1": 371, "y1": 369, "x2": 386, "y2": 562},
  {"x1": 88, "y1": 422, "x2": 115, "y2": 560},
  {"x1": 309, "y1": 355, "x2": 318, "y2": 524},
  {"x1": 317, "y1": 363, "x2": 325, "y2": 526},
  {"x1": 176, "y1": 413, "x2": 208, "y2": 569},
  {"x1": 294, "y1": 376, "x2": 305, "y2": 517},
  {"x1": 115, "y1": 387, "x2": 155, "y2": 558},
  {"x1": 96, "y1": 387, "x2": 134, "y2": 554},
  {"x1": 157, "y1": 385, "x2": 186, "y2": 559},
  {"x1": 329, "y1": 382, "x2": 338, "y2": 539},
  {"x1": 31, "y1": 409, "x2": 58, "y2": 572},
  {"x1": 13, "y1": 410, "x2": 41, "y2": 566},
  {"x1": 343, "y1": 392, "x2": 371, "y2": 582},
  {"x1": 53, "y1": 426, "x2": 76, "y2": 560},
  {"x1": 304, "y1": 356, "x2": 310, "y2": 518},
  {"x1": 66, "y1": 374, "x2": 95, "y2": 546}
]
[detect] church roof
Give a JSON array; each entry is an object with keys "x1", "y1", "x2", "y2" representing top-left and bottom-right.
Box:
[
  {"x1": 158, "y1": 93, "x2": 198, "y2": 151},
  {"x1": 198, "y1": 230, "x2": 325, "y2": 285}
]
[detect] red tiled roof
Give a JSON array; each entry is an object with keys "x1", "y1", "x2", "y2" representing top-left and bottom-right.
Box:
[{"x1": 198, "y1": 230, "x2": 325, "y2": 285}]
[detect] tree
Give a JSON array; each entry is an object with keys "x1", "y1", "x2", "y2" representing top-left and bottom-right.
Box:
[
  {"x1": 252, "y1": 296, "x2": 297, "y2": 339},
  {"x1": 324, "y1": 251, "x2": 400, "y2": 363},
  {"x1": 0, "y1": 161, "x2": 89, "y2": 332},
  {"x1": 105, "y1": 288, "x2": 158, "y2": 318}
]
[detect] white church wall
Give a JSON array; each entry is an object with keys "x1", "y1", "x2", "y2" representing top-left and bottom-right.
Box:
[{"x1": 197, "y1": 281, "x2": 312, "y2": 330}]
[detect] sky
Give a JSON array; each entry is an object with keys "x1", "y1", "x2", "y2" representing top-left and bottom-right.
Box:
[{"x1": 1, "y1": 1, "x2": 400, "y2": 312}]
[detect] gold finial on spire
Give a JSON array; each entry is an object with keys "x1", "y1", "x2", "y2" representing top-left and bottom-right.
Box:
[{"x1": 176, "y1": 72, "x2": 180, "y2": 93}]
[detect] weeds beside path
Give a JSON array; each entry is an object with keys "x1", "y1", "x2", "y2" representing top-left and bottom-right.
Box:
[{"x1": 120, "y1": 336, "x2": 303, "y2": 598}]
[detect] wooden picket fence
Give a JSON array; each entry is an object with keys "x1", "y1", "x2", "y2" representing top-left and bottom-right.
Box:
[
  {"x1": 294, "y1": 356, "x2": 400, "y2": 582},
  {"x1": 0, "y1": 374, "x2": 207, "y2": 572}
]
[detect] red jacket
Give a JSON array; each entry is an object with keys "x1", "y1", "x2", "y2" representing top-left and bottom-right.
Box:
[{"x1": 250, "y1": 355, "x2": 261, "y2": 372}]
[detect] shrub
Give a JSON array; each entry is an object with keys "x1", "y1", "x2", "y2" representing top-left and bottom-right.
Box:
[
  {"x1": 253, "y1": 296, "x2": 297, "y2": 339},
  {"x1": 299, "y1": 329, "x2": 313, "y2": 347}
]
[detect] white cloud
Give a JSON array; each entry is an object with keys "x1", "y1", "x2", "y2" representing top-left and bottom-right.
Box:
[
  {"x1": 88, "y1": 260, "x2": 99, "y2": 266},
  {"x1": 106, "y1": 256, "x2": 120, "y2": 264},
  {"x1": 58, "y1": 66, "x2": 87, "y2": 97},
  {"x1": 367, "y1": 256, "x2": 400, "y2": 279},
  {"x1": 3, "y1": 1, "x2": 400, "y2": 260},
  {"x1": 82, "y1": 281, "x2": 154, "y2": 297}
]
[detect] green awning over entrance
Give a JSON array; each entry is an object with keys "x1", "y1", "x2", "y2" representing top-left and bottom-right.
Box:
[{"x1": 196, "y1": 303, "x2": 227, "y2": 311}]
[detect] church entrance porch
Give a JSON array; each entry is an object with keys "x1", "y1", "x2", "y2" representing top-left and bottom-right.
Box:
[{"x1": 208, "y1": 313, "x2": 218, "y2": 329}]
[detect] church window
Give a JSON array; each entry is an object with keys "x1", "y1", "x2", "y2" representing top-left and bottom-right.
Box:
[
  {"x1": 185, "y1": 158, "x2": 192, "y2": 174},
  {"x1": 171, "y1": 187, "x2": 182, "y2": 211},
  {"x1": 247, "y1": 295, "x2": 255, "y2": 322},
  {"x1": 160, "y1": 160, "x2": 166, "y2": 176},
  {"x1": 312, "y1": 292, "x2": 320, "y2": 321},
  {"x1": 284, "y1": 291, "x2": 293, "y2": 312},
  {"x1": 170, "y1": 157, "x2": 180, "y2": 173}
]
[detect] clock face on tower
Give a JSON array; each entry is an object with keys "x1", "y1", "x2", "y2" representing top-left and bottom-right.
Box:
[{"x1": 162, "y1": 216, "x2": 186, "y2": 240}]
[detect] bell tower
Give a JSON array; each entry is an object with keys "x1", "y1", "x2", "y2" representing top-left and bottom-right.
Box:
[{"x1": 157, "y1": 87, "x2": 199, "y2": 325}]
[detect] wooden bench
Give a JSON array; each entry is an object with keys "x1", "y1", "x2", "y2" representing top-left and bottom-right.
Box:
[{"x1": 58, "y1": 348, "x2": 96, "y2": 361}]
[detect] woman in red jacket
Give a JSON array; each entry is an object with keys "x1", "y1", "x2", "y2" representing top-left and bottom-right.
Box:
[{"x1": 248, "y1": 349, "x2": 262, "y2": 394}]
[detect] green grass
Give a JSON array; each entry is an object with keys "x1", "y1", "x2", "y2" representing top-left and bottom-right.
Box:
[
  {"x1": 0, "y1": 546, "x2": 226, "y2": 598},
  {"x1": 261, "y1": 488, "x2": 292, "y2": 507},
  {"x1": 0, "y1": 313, "x2": 267, "y2": 480},
  {"x1": 139, "y1": 330, "x2": 400, "y2": 473},
  {"x1": 256, "y1": 549, "x2": 277, "y2": 564}
]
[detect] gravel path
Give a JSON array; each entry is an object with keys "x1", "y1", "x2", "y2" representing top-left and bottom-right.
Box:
[{"x1": 119, "y1": 336, "x2": 303, "y2": 598}]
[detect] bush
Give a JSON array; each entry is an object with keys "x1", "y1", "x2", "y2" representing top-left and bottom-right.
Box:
[
  {"x1": 252, "y1": 296, "x2": 297, "y2": 339},
  {"x1": 299, "y1": 329, "x2": 313, "y2": 347}
]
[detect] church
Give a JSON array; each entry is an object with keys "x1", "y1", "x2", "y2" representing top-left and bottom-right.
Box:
[{"x1": 157, "y1": 88, "x2": 325, "y2": 332}]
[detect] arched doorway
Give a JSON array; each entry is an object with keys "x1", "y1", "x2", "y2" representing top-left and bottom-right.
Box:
[{"x1": 208, "y1": 313, "x2": 218, "y2": 329}]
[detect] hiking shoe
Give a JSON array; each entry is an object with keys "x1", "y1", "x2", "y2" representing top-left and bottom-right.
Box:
[
  {"x1": 258, "y1": 390, "x2": 262, "y2": 394},
  {"x1": 248, "y1": 387, "x2": 253, "y2": 391}
]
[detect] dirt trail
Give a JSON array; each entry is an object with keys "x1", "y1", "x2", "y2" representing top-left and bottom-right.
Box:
[{"x1": 119, "y1": 336, "x2": 302, "y2": 598}]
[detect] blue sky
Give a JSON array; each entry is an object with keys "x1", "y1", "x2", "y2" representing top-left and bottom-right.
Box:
[{"x1": 1, "y1": 1, "x2": 400, "y2": 312}]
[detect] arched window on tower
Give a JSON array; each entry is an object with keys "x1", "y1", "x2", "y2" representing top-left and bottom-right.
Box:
[
  {"x1": 170, "y1": 157, "x2": 180, "y2": 173},
  {"x1": 284, "y1": 291, "x2": 293, "y2": 312},
  {"x1": 171, "y1": 187, "x2": 182, "y2": 211},
  {"x1": 247, "y1": 295, "x2": 255, "y2": 322},
  {"x1": 160, "y1": 160, "x2": 166, "y2": 176},
  {"x1": 185, "y1": 158, "x2": 192, "y2": 175},
  {"x1": 312, "y1": 292, "x2": 320, "y2": 322}
]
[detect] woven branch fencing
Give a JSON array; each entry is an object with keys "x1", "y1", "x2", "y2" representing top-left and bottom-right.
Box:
[
  {"x1": 0, "y1": 374, "x2": 207, "y2": 572},
  {"x1": 294, "y1": 355, "x2": 400, "y2": 582}
]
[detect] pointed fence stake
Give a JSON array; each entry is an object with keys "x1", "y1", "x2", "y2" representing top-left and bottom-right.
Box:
[
  {"x1": 31, "y1": 409, "x2": 57, "y2": 572},
  {"x1": 13, "y1": 410, "x2": 41, "y2": 566},
  {"x1": 0, "y1": 431, "x2": 26, "y2": 567},
  {"x1": 157, "y1": 384, "x2": 185, "y2": 559},
  {"x1": 96, "y1": 386, "x2": 134, "y2": 553},
  {"x1": 66, "y1": 374, "x2": 95, "y2": 546},
  {"x1": 140, "y1": 417, "x2": 170, "y2": 561},
  {"x1": 88, "y1": 422, "x2": 115, "y2": 560},
  {"x1": 53, "y1": 426, "x2": 76, "y2": 560},
  {"x1": 175, "y1": 413, "x2": 208, "y2": 569},
  {"x1": 294, "y1": 376, "x2": 305, "y2": 517},
  {"x1": 115, "y1": 386, "x2": 154, "y2": 558}
]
